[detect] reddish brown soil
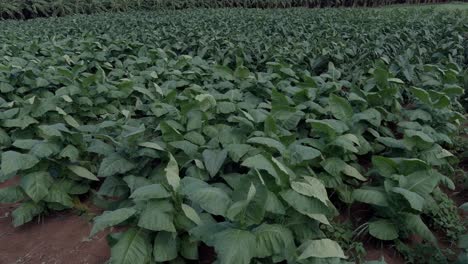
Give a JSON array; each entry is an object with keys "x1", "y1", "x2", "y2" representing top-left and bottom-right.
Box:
[
  {"x1": 0, "y1": 178, "x2": 110, "y2": 264},
  {"x1": 365, "y1": 246, "x2": 405, "y2": 264}
]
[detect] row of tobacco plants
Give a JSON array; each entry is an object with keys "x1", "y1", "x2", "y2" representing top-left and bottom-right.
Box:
[{"x1": 0, "y1": 7, "x2": 467, "y2": 264}]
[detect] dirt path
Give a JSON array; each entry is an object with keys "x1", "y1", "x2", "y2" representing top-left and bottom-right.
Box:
[{"x1": 0, "y1": 179, "x2": 110, "y2": 264}]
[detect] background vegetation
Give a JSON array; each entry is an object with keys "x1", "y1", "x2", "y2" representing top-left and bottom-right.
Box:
[{"x1": 0, "y1": 0, "x2": 462, "y2": 19}]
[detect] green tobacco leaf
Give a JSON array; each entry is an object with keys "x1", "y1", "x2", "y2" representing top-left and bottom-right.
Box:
[
  {"x1": 409, "y1": 87, "x2": 431, "y2": 104},
  {"x1": 123, "y1": 176, "x2": 152, "y2": 193},
  {"x1": 38, "y1": 123, "x2": 69, "y2": 138},
  {"x1": 153, "y1": 231, "x2": 178, "y2": 262},
  {"x1": 226, "y1": 144, "x2": 253, "y2": 162},
  {"x1": 353, "y1": 108, "x2": 382, "y2": 127},
  {"x1": 89, "y1": 208, "x2": 136, "y2": 237},
  {"x1": 265, "y1": 190, "x2": 285, "y2": 215},
  {"x1": 138, "y1": 200, "x2": 175, "y2": 232},
  {"x1": 404, "y1": 129, "x2": 434, "y2": 144},
  {"x1": 227, "y1": 201, "x2": 250, "y2": 222},
  {"x1": 181, "y1": 235, "x2": 199, "y2": 260},
  {"x1": 130, "y1": 184, "x2": 171, "y2": 200},
  {"x1": 403, "y1": 214, "x2": 435, "y2": 243},
  {"x1": 43, "y1": 185, "x2": 74, "y2": 207},
  {"x1": 12, "y1": 201, "x2": 44, "y2": 227},
  {"x1": 59, "y1": 145, "x2": 80, "y2": 161},
  {"x1": 20, "y1": 171, "x2": 53, "y2": 202},
  {"x1": 460, "y1": 203, "x2": 468, "y2": 212},
  {"x1": 247, "y1": 137, "x2": 286, "y2": 154},
  {"x1": 98, "y1": 176, "x2": 128, "y2": 197},
  {"x1": 1, "y1": 151, "x2": 39, "y2": 175},
  {"x1": 91, "y1": 208, "x2": 136, "y2": 237},
  {"x1": 12, "y1": 139, "x2": 41, "y2": 150},
  {"x1": 321, "y1": 158, "x2": 366, "y2": 180},
  {"x1": 280, "y1": 190, "x2": 330, "y2": 215},
  {"x1": 291, "y1": 177, "x2": 329, "y2": 206},
  {"x1": 212, "y1": 228, "x2": 256, "y2": 264},
  {"x1": 393, "y1": 158, "x2": 429, "y2": 175},
  {"x1": 0, "y1": 186, "x2": 25, "y2": 203},
  {"x1": 213, "y1": 65, "x2": 234, "y2": 80},
  {"x1": 182, "y1": 203, "x2": 202, "y2": 225},
  {"x1": 288, "y1": 144, "x2": 321, "y2": 164},
  {"x1": 458, "y1": 234, "x2": 468, "y2": 250},
  {"x1": 203, "y1": 149, "x2": 228, "y2": 177},
  {"x1": 392, "y1": 187, "x2": 424, "y2": 211},
  {"x1": 307, "y1": 119, "x2": 349, "y2": 136},
  {"x1": 234, "y1": 65, "x2": 251, "y2": 79},
  {"x1": 353, "y1": 189, "x2": 389, "y2": 207},
  {"x1": 369, "y1": 219, "x2": 398, "y2": 240},
  {"x1": 165, "y1": 153, "x2": 180, "y2": 190},
  {"x1": 333, "y1": 134, "x2": 360, "y2": 153},
  {"x1": 372, "y1": 156, "x2": 398, "y2": 177},
  {"x1": 30, "y1": 141, "x2": 60, "y2": 158},
  {"x1": 0, "y1": 128, "x2": 11, "y2": 146},
  {"x1": 377, "y1": 137, "x2": 407, "y2": 149},
  {"x1": 321, "y1": 157, "x2": 346, "y2": 176},
  {"x1": 253, "y1": 224, "x2": 294, "y2": 258},
  {"x1": 98, "y1": 154, "x2": 135, "y2": 177},
  {"x1": 189, "y1": 186, "x2": 231, "y2": 216},
  {"x1": 138, "y1": 141, "x2": 165, "y2": 151},
  {"x1": 3, "y1": 115, "x2": 38, "y2": 129},
  {"x1": 170, "y1": 140, "x2": 198, "y2": 156},
  {"x1": 342, "y1": 163, "x2": 366, "y2": 181},
  {"x1": 329, "y1": 94, "x2": 353, "y2": 121},
  {"x1": 297, "y1": 238, "x2": 346, "y2": 259},
  {"x1": 226, "y1": 144, "x2": 252, "y2": 162},
  {"x1": 306, "y1": 213, "x2": 330, "y2": 225},
  {"x1": 403, "y1": 170, "x2": 439, "y2": 196},
  {"x1": 110, "y1": 228, "x2": 151, "y2": 264},
  {"x1": 241, "y1": 154, "x2": 282, "y2": 184},
  {"x1": 184, "y1": 131, "x2": 206, "y2": 145},
  {"x1": 67, "y1": 165, "x2": 99, "y2": 181}
]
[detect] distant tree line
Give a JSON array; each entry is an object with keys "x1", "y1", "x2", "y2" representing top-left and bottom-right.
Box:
[{"x1": 0, "y1": 0, "x2": 460, "y2": 19}]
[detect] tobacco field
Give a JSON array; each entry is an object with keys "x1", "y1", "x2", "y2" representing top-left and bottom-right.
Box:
[{"x1": 0, "y1": 5, "x2": 467, "y2": 264}]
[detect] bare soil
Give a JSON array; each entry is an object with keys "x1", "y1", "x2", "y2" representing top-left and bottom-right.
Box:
[{"x1": 0, "y1": 179, "x2": 110, "y2": 264}]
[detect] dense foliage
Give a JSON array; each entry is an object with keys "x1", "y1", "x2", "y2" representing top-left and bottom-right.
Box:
[
  {"x1": 0, "y1": 0, "x2": 460, "y2": 19},
  {"x1": 0, "y1": 6, "x2": 467, "y2": 264}
]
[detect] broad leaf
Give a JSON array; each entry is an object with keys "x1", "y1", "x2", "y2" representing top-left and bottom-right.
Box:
[
  {"x1": 91, "y1": 208, "x2": 136, "y2": 236},
  {"x1": 1, "y1": 151, "x2": 39, "y2": 175},
  {"x1": 297, "y1": 239, "x2": 346, "y2": 259},
  {"x1": 212, "y1": 228, "x2": 256, "y2": 264},
  {"x1": 329, "y1": 94, "x2": 353, "y2": 120},
  {"x1": 203, "y1": 149, "x2": 228, "y2": 177},
  {"x1": 369, "y1": 219, "x2": 398, "y2": 240},
  {"x1": 12, "y1": 201, "x2": 44, "y2": 227},
  {"x1": 137, "y1": 201, "x2": 175, "y2": 232},
  {"x1": 20, "y1": 171, "x2": 53, "y2": 202},
  {"x1": 165, "y1": 154, "x2": 180, "y2": 190},
  {"x1": 110, "y1": 228, "x2": 151, "y2": 264},
  {"x1": 153, "y1": 231, "x2": 178, "y2": 262},
  {"x1": 130, "y1": 184, "x2": 171, "y2": 200},
  {"x1": 67, "y1": 165, "x2": 99, "y2": 181},
  {"x1": 253, "y1": 224, "x2": 294, "y2": 258},
  {"x1": 98, "y1": 154, "x2": 135, "y2": 177}
]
